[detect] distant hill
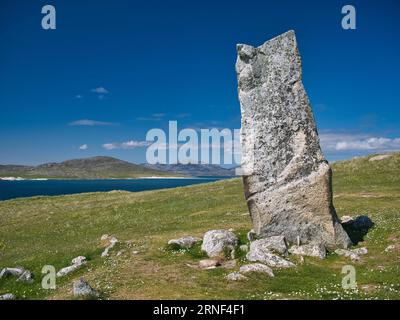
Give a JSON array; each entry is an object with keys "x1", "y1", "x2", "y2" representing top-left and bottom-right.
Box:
[
  {"x1": 142, "y1": 163, "x2": 237, "y2": 176},
  {"x1": 0, "y1": 156, "x2": 179, "y2": 179}
]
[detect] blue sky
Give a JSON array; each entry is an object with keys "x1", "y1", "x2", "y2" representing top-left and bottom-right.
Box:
[{"x1": 0, "y1": 0, "x2": 399, "y2": 165}]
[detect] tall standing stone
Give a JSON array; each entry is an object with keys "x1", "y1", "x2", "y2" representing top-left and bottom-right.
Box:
[{"x1": 236, "y1": 30, "x2": 351, "y2": 250}]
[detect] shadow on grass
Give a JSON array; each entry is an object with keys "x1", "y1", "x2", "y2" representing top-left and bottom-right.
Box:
[{"x1": 342, "y1": 215, "x2": 374, "y2": 245}]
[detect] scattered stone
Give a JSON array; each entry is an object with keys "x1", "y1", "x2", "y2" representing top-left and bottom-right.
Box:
[
  {"x1": 0, "y1": 267, "x2": 25, "y2": 278},
  {"x1": 239, "y1": 263, "x2": 274, "y2": 277},
  {"x1": 57, "y1": 256, "x2": 87, "y2": 277},
  {"x1": 73, "y1": 279, "x2": 99, "y2": 298},
  {"x1": 351, "y1": 247, "x2": 368, "y2": 255},
  {"x1": 198, "y1": 258, "x2": 222, "y2": 269},
  {"x1": 236, "y1": 30, "x2": 351, "y2": 250},
  {"x1": 201, "y1": 230, "x2": 238, "y2": 258},
  {"x1": 239, "y1": 244, "x2": 249, "y2": 253},
  {"x1": 226, "y1": 272, "x2": 248, "y2": 281},
  {"x1": 249, "y1": 237, "x2": 288, "y2": 255},
  {"x1": 0, "y1": 293, "x2": 15, "y2": 300},
  {"x1": 384, "y1": 244, "x2": 396, "y2": 252},
  {"x1": 289, "y1": 244, "x2": 326, "y2": 259},
  {"x1": 101, "y1": 236, "x2": 119, "y2": 257},
  {"x1": 335, "y1": 249, "x2": 360, "y2": 261},
  {"x1": 247, "y1": 229, "x2": 256, "y2": 242},
  {"x1": 17, "y1": 270, "x2": 34, "y2": 283},
  {"x1": 168, "y1": 236, "x2": 201, "y2": 249},
  {"x1": 246, "y1": 242, "x2": 295, "y2": 268},
  {"x1": 100, "y1": 234, "x2": 109, "y2": 241},
  {"x1": 369, "y1": 154, "x2": 391, "y2": 161}
]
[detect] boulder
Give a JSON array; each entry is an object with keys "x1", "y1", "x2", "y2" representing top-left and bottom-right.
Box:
[
  {"x1": 288, "y1": 244, "x2": 326, "y2": 259},
  {"x1": 201, "y1": 230, "x2": 238, "y2": 258},
  {"x1": 168, "y1": 236, "x2": 201, "y2": 249},
  {"x1": 73, "y1": 279, "x2": 99, "y2": 298},
  {"x1": 239, "y1": 263, "x2": 274, "y2": 277},
  {"x1": 0, "y1": 267, "x2": 33, "y2": 283},
  {"x1": 246, "y1": 241, "x2": 295, "y2": 268},
  {"x1": 335, "y1": 249, "x2": 361, "y2": 261},
  {"x1": 249, "y1": 237, "x2": 288, "y2": 255},
  {"x1": 236, "y1": 30, "x2": 351, "y2": 250}
]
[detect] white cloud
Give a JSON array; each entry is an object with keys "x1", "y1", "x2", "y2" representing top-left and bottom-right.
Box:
[
  {"x1": 320, "y1": 133, "x2": 400, "y2": 152},
  {"x1": 136, "y1": 113, "x2": 166, "y2": 121},
  {"x1": 91, "y1": 87, "x2": 109, "y2": 94},
  {"x1": 69, "y1": 119, "x2": 116, "y2": 126},
  {"x1": 79, "y1": 144, "x2": 88, "y2": 150},
  {"x1": 102, "y1": 140, "x2": 150, "y2": 150}
]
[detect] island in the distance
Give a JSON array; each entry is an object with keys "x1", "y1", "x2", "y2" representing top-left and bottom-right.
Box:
[{"x1": 0, "y1": 156, "x2": 237, "y2": 180}]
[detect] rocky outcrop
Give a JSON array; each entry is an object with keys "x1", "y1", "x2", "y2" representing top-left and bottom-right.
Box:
[
  {"x1": 288, "y1": 244, "x2": 327, "y2": 259},
  {"x1": 236, "y1": 30, "x2": 351, "y2": 250},
  {"x1": 246, "y1": 240, "x2": 295, "y2": 268},
  {"x1": 201, "y1": 230, "x2": 238, "y2": 258},
  {"x1": 239, "y1": 263, "x2": 274, "y2": 277}
]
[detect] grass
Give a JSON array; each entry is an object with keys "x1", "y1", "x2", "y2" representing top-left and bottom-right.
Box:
[{"x1": 0, "y1": 152, "x2": 399, "y2": 299}]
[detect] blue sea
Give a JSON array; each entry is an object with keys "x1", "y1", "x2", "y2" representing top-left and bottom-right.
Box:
[{"x1": 0, "y1": 177, "x2": 229, "y2": 201}]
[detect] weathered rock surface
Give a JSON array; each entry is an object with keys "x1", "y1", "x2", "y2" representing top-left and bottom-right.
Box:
[
  {"x1": 0, "y1": 267, "x2": 34, "y2": 283},
  {"x1": 57, "y1": 256, "x2": 87, "y2": 277},
  {"x1": 168, "y1": 236, "x2": 201, "y2": 249},
  {"x1": 201, "y1": 230, "x2": 238, "y2": 258},
  {"x1": 289, "y1": 244, "x2": 326, "y2": 259},
  {"x1": 73, "y1": 279, "x2": 99, "y2": 298},
  {"x1": 335, "y1": 247, "x2": 367, "y2": 261},
  {"x1": 0, "y1": 293, "x2": 15, "y2": 300},
  {"x1": 249, "y1": 237, "x2": 288, "y2": 255},
  {"x1": 236, "y1": 30, "x2": 351, "y2": 250},
  {"x1": 239, "y1": 263, "x2": 274, "y2": 277},
  {"x1": 246, "y1": 241, "x2": 295, "y2": 268},
  {"x1": 226, "y1": 272, "x2": 248, "y2": 281}
]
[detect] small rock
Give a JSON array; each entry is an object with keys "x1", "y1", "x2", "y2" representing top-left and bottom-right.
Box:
[
  {"x1": 0, "y1": 293, "x2": 15, "y2": 300},
  {"x1": 132, "y1": 250, "x2": 139, "y2": 255},
  {"x1": 168, "y1": 236, "x2": 201, "y2": 249},
  {"x1": 73, "y1": 279, "x2": 99, "y2": 298},
  {"x1": 249, "y1": 237, "x2": 288, "y2": 256},
  {"x1": 239, "y1": 244, "x2": 249, "y2": 253},
  {"x1": 239, "y1": 263, "x2": 274, "y2": 277},
  {"x1": 17, "y1": 270, "x2": 34, "y2": 283},
  {"x1": 247, "y1": 229, "x2": 256, "y2": 242},
  {"x1": 199, "y1": 258, "x2": 222, "y2": 269},
  {"x1": 226, "y1": 272, "x2": 247, "y2": 281},
  {"x1": 57, "y1": 256, "x2": 87, "y2": 277},
  {"x1": 335, "y1": 249, "x2": 360, "y2": 261},
  {"x1": 72, "y1": 256, "x2": 87, "y2": 266},
  {"x1": 100, "y1": 234, "x2": 109, "y2": 241},
  {"x1": 201, "y1": 230, "x2": 238, "y2": 258},
  {"x1": 246, "y1": 243, "x2": 295, "y2": 268},
  {"x1": 0, "y1": 267, "x2": 25, "y2": 278},
  {"x1": 352, "y1": 247, "x2": 368, "y2": 255},
  {"x1": 384, "y1": 244, "x2": 397, "y2": 252},
  {"x1": 340, "y1": 216, "x2": 354, "y2": 224},
  {"x1": 289, "y1": 244, "x2": 326, "y2": 259}
]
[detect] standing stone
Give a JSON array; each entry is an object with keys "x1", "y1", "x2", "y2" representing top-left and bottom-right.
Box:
[{"x1": 236, "y1": 30, "x2": 351, "y2": 250}]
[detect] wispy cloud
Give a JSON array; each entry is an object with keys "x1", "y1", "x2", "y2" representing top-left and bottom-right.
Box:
[
  {"x1": 102, "y1": 140, "x2": 150, "y2": 150},
  {"x1": 69, "y1": 119, "x2": 117, "y2": 126},
  {"x1": 75, "y1": 94, "x2": 83, "y2": 99},
  {"x1": 320, "y1": 132, "x2": 400, "y2": 152},
  {"x1": 79, "y1": 144, "x2": 88, "y2": 150},
  {"x1": 91, "y1": 87, "x2": 109, "y2": 94},
  {"x1": 136, "y1": 113, "x2": 166, "y2": 121}
]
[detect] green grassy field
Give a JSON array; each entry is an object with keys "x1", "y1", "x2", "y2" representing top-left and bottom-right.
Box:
[{"x1": 0, "y1": 153, "x2": 399, "y2": 300}]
